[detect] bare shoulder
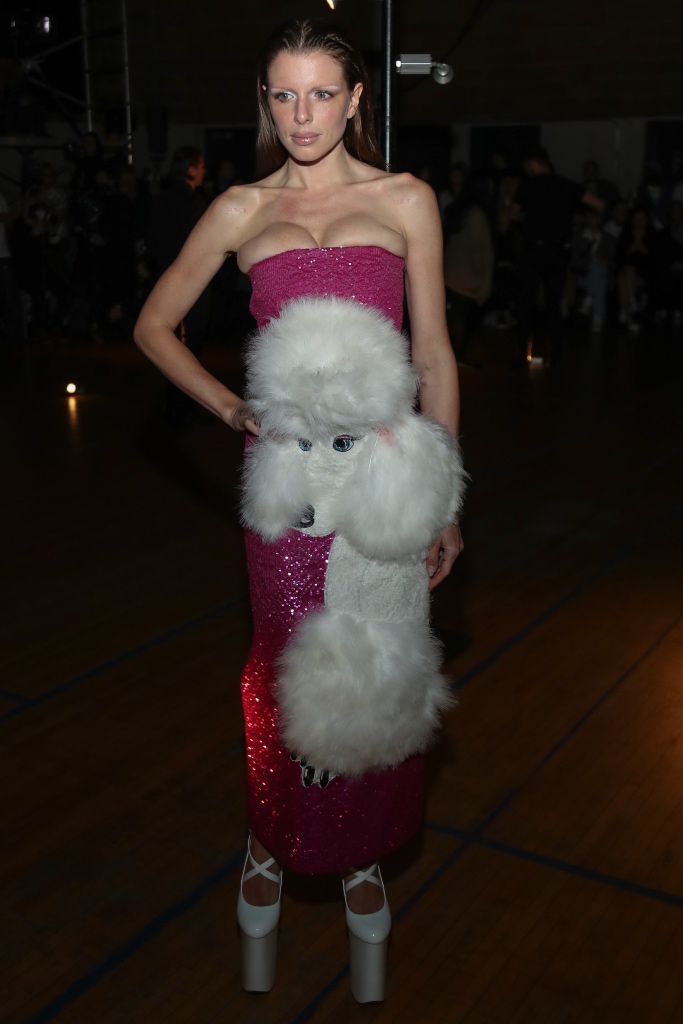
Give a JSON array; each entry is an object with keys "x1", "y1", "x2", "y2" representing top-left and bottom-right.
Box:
[
  {"x1": 382, "y1": 172, "x2": 437, "y2": 209},
  {"x1": 208, "y1": 183, "x2": 276, "y2": 250},
  {"x1": 211, "y1": 183, "x2": 261, "y2": 220},
  {"x1": 378, "y1": 173, "x2": 440, "y2": 241}
]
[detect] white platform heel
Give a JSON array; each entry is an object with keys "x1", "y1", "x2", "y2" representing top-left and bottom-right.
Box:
[
  {"x1": 343, "y1": 864, "x2": 392, "y2": 1003},
  {"x1": 237, "y1": 836, "x2": 282, "y2": 992}
]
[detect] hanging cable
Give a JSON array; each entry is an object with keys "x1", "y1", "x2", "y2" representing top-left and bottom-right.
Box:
[{"x1": 400, "y1": 0, "x2": 496, "y2": 91}]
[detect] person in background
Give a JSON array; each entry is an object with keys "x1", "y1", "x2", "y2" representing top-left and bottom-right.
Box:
[
  {"x1": 653, "y1": 201, "x2": 683, "y2": 328},
  {"x1": 0, "y1": 189, "x2": 23, "y2": 345},
  {"x1": 98, "y1": 165, "x2": 152, "y2": 335},
  {"x1": 148, "y1": 146, "x2": 209, "y2": 424},
  {"x1": 443, "y1": 175, "x2": 494, "y2": 362},
  {"x1": 637, "y1": 164, "x2": 672, "y2": 232},
  {"x1": 439, "y1": 161, "x2": 468, "y2": 221},
  {"x1": 582, "y1": 159, "x2": 620, "y2": 211},
  {"x1": 75, "y1": 132, "x2": 104, "y2": 194},
  {"x1": 571, "y1": 207, "x2": 615, "y2": 334},
  {"x1": 512, "y1": 146, "x2": 603, "y2": 368},
  {"x1": 615, "y1": 207, "x2": 657, "y2": 332}
]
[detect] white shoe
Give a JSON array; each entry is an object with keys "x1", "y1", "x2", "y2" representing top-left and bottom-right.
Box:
[
  {"x1": 343, "y1": 864, "x2": 392, "y2": 1003},
  {"x1": 237, "y1": 836, "x2": 282, "y2": 992}
]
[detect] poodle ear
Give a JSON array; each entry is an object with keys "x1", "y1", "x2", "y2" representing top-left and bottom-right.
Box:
[
  {"x1": 336, "y1": 416, "x2": 467, "y2": 560},
  {"x1": 240, "y1": 438, "x2": 310, "y2": 542}
]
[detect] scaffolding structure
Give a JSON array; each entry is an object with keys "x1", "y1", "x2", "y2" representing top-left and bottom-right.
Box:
[{"x1": 0, "y1": 0, "x2": 133, "y2": 171}]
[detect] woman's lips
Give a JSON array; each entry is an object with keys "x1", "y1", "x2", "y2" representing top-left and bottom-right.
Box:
[{"x1": 291, "y1": 133, "x2": 320, "y2": 145}]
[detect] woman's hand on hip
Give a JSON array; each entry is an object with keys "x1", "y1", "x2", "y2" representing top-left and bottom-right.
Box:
[
  {"x1": 427, "y1": 523, "x2": 463, "y2": 590},
  {"x1": 228, "y1": 400, "x2": 260, "y2": 435}
]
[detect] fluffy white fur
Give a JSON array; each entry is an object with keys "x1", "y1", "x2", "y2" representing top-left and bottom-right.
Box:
[
  {"x1": 240, "y1": 437, "x2": 311, "y2": 541},
  {"x1": 338, "y1": 415, "x2": 467, "y2": 559},
  {"x1": 277, "y1": 610, "x2": 453, "y2": 776},
  {"x1": 245, "y1": 297, "x2": 418, "y2": 441},
  {"x1": 241, "y1": 295, "x2": 467, "y2": 772}
]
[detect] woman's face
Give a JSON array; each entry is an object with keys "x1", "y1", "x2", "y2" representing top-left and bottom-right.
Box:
[{"x1": 266, "y1": 50, "x2": 361, "y2": 163}]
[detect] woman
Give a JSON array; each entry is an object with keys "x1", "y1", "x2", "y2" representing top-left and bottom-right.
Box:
[{"x1": 134, "y1": 18, "x2": 462, "y2": 1002}]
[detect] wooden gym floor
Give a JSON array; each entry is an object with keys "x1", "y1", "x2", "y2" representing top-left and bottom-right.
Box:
[{"x1": 3, "y1": 323, "x2": 683, "y2": 1023}]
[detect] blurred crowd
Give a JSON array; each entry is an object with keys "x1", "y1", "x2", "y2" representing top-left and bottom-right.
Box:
[
  {"x1": 2, "y1": 135, "x2": 682, "y2": 368},
  {"x1": 0, "y1": 133, "x2": 249, "y2": 347},
  {"x1": 438, "y1": 147, "x2": 683, "y2": 367}
]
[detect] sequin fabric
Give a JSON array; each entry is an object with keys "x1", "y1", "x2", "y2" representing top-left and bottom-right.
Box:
[
  {"x1": 242, "y1": 246, "x2": 424, "y2": 875},
  {"x1": 248, "y1": 245, "x2": 405, "y2": 331}
]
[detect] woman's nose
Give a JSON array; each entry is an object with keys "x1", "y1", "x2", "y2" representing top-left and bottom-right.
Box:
[{"x1": 294, "y1": 99, "x2": 311, "y2": 124}]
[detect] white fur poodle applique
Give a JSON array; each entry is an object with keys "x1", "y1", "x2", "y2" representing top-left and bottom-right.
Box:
[{"x1": 241, "y1": 296, "x2": 467, "y2": 778}]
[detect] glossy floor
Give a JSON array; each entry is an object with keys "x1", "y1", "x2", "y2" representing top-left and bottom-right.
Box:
[{"x1": 3, "y1": 326, "x2": 683, "y2": 1023}]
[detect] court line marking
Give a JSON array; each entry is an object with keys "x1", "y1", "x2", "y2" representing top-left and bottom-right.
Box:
[
  {"x1": 0, "y1": 689, "x2": 29, "y2": 703},
  {"x1": 473, "y1": 375, "x2": 683, "y2": 489},
  {"x1": 22, "y1": 849, "x2": 245, "y2": 1024},
  {"x1": 15, "y1": 385, "x2": 683, "y2": 1018},
  {"x1": 5, "y1": 376, "x2": 682, "y2": 724},
  {"x1": 452, "y1": 496, "x2": 683, "y2": 693},
  {"x1": 289, "y1": 603, "x2": 683, "y2": 1022},
  {"x1": 424, "y1": 823, "x2": 683, "y2": 910},
  {"x1": 0, "y1": 595, "x2": 247, "y2": 723},
  {"x1": 19, "y1": 530, "x2": 683, "y2": 1022}
]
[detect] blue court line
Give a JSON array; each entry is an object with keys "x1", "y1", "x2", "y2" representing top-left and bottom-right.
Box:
[
  {"x1": 452, "y1": 496, "x2": 683, "y2": 693},
  {"x1": 23, "y1": 848, "x2": 245, "y2": 1024},
  {"x1": 0, "y1": 594, "x2": 247, "y2": 724},
  {"x1": 424, "y1": 822, "x2": 683, "y2": 910},
  {"x1": 0, "y1": 689, "x2": 29, "y2": 703},
  {"x1": 290, "y1": 842, "x2": 471, "y2": 1024},
  {"x1": 472, "y1": 375, "x2": 683, "y2": 489},
  {"x1": 288, "y1": 589, "x2": 683, "y2": 1020}
]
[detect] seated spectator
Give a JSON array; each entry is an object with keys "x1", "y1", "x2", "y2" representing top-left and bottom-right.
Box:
[
  {"x1": 616, "y1": 207, "x2": 657, "y2": 331},
  {"x1": 582, "y1": 159, "x2": 620, "y2": 211}
]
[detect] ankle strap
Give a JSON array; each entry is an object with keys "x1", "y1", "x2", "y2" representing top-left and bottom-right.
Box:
[
  {"x1": 244, "y1": 837, "x2": 281, "y2": 885},
  {"x1": 344, "y1": 863, "x2": 382, "y2": 892}
]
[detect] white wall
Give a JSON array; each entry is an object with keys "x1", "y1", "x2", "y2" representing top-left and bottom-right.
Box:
[
  {"x1": 448, "y1": 118, "x2": 649, "y2": 197},
  {"x1": 540, "y1": 119, "x2": 647, "y2": 198}
]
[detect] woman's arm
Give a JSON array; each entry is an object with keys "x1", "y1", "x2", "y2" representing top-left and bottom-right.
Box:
[
  {"x1": 398, "y1": 176, "x2": 464, "y2": 586},
  {"x1": 134, "y1": 187, "x2": 257, "y2": 432}
]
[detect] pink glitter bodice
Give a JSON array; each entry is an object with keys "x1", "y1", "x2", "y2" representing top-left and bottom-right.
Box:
[
  {"x1": 248, "y1": 245, "x2": 405, "y2": 331},
  {"x1": 242, "y1": 245, "x2": 424, "y2": 874}
]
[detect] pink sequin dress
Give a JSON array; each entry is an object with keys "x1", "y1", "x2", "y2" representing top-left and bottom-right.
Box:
[{"x1": 242, "y1": 246, "x2": 424, "y2": 874}]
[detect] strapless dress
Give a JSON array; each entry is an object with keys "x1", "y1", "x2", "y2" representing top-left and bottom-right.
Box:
[{"x1": 242, "y1": 246, "x2": 424, "y2": 874}]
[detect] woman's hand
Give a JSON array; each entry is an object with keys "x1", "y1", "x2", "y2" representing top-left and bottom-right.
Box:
[
  {"x1": 426, "y1": 523, "x2": 463, "y2": 590},
  {"x1": 228, "y1": 400, "x2": 260, "y2": 435}
]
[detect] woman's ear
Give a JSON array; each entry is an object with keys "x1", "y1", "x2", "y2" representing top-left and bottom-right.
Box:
[
  {"x1": 336, "y1": 416, "x2": 467, "y2": 560},
  {"x1": 347, "y1": 82, "x2": 363, "y2": 120}
]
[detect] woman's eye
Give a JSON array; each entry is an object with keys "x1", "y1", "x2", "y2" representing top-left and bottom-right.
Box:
[
  {"x1": 314, "y1": 90, "x2": 331, "y2": 100},
  {"x1": 332, "y1": 435, "x2": 354, "y2": 453},
  {"x1": 274, "y1": 91, "x2": 294, "y2": 102},
  {"x1": 299, "y1": 439, "x2": 312, "y2": 452}
]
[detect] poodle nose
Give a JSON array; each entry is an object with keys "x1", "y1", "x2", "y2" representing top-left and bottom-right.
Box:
[{"x1": 298, "y1": 505, "x2": 315, "y2": 529}]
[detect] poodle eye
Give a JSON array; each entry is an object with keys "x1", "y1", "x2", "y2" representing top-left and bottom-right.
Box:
[
  {"x1": 298, "y1": 439, "x2": 312, "y2": 451},
  {"x1": 332, "y1": 435, "x2": 355, "y2": 453}
]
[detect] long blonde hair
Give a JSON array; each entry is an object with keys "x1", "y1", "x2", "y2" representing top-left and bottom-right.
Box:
[{"x1": 256, "y1": 18, "x2": 384, "y2": 178}]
